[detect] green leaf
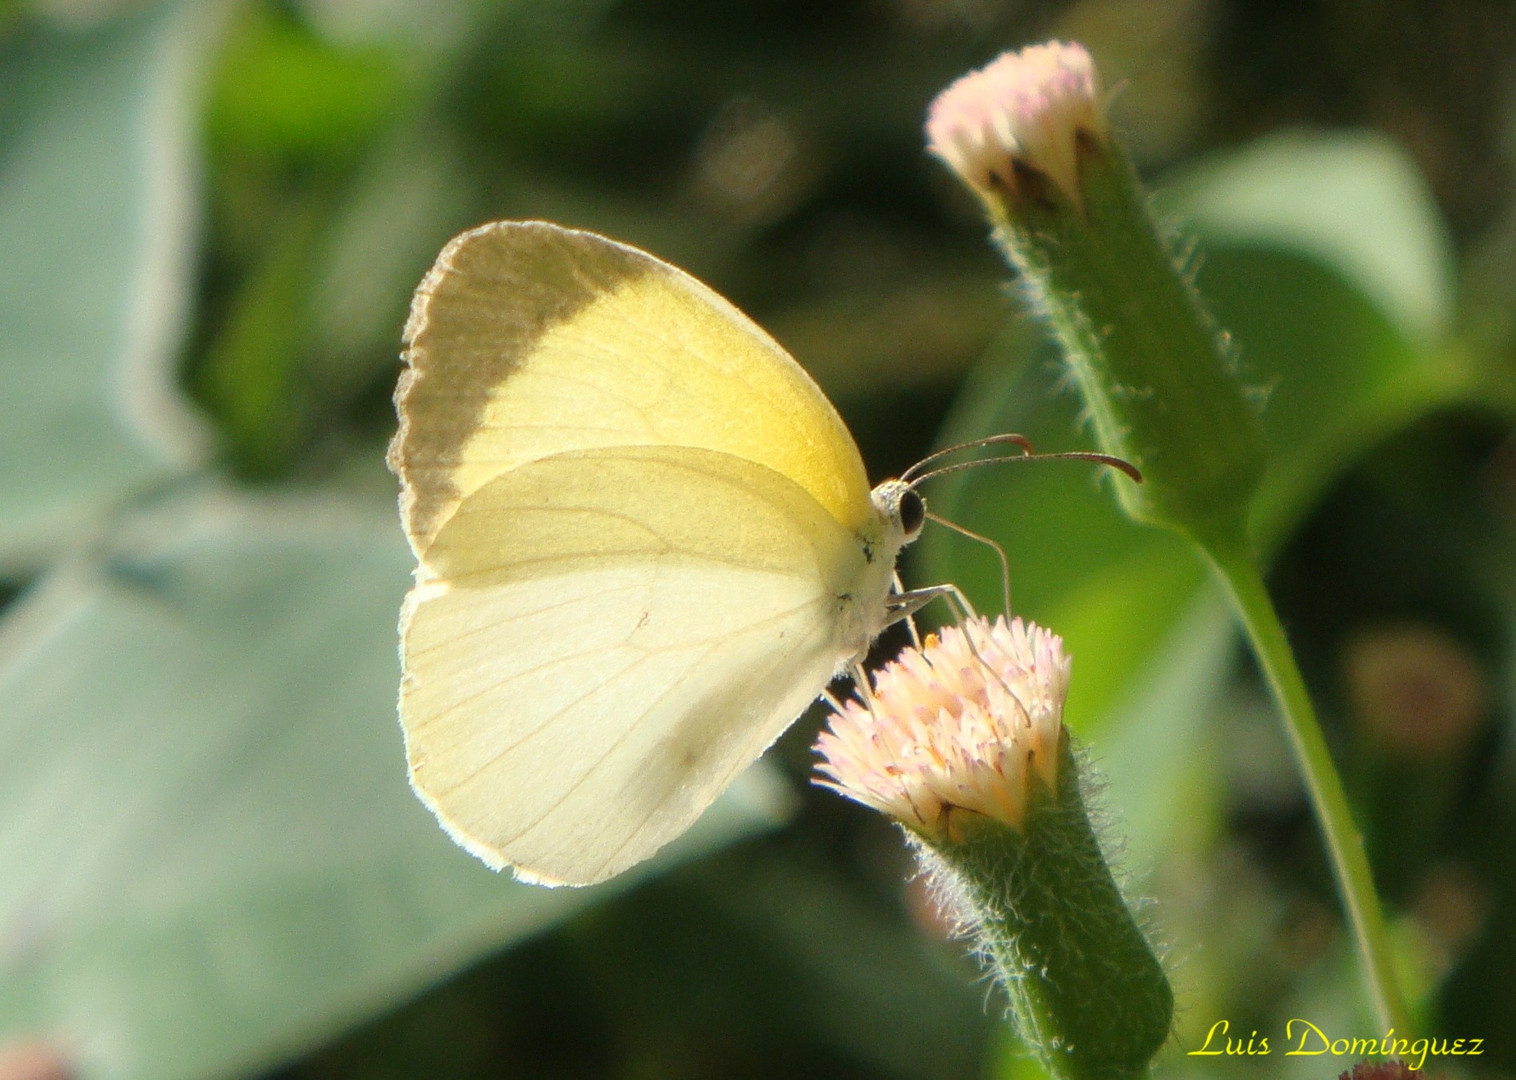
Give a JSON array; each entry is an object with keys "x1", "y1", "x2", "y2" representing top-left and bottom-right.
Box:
[
  {"x1": 0, "y1": 3, "x2": 212, "y2": 570},
  {"x1": 207, "y1": 2, "x2": 401, "y2": 163},
  {"x1": 0, "y1": 489, "x2": 787, "y2": 1080},
  {"x1": 1160, "y1": 129, "x2": 1456, "y2": 348},
  {"x1": 1202, "y1": 246, "x2": 1476, "y2": 549}
]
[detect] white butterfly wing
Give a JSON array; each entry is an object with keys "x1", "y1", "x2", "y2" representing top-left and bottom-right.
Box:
[{"x1": 400, "y1": 444, "x2": 869, "y2": 886}]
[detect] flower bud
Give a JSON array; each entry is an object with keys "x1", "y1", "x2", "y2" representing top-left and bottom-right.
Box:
[{"x1": 927, "y1": 42, "x2": 1265, "y2": 548}]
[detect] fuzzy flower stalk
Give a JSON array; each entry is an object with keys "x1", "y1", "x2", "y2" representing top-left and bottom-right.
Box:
[
  {"x1": 817, "y1": 617, "x2": 1172, "y2": 1080},
  {"x1": 926, "y1": 44, "x2": 1410, "y2": 1034},
  {"x1": 927, "y1": 42, "x2": 1263, "y2": 546}
]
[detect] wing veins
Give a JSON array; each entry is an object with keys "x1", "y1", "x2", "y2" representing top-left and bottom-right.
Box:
[
  {"x1": 491, "y1": 594, "x2": 829, "y2": 846},
  {"x1": 433, "y1": 645, "x2": 676, "y2": 803},
  {"x1": 430, "y1": 453, "x2": 832, "y2": 579},
  {"x1": 419, "y1": 644, "x2": 648, "y2": 740},
  {"x1": 406, "y1": 580, "x2": 650, "y2": 658},
  {"x1": 433, "y1": 591, "x2": 826, "y2": 812},
  {"x1": 494, "y1": 639, "x2": 726, "y2": 847},
  {"x1": 442, "y1": 553, "x2": 813, "y2": 584},
  {"x1": 582, "y1": 612, "x2": 821, "y2": 881}
]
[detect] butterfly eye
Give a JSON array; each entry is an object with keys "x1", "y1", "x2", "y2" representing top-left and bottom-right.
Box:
[{"x1": 898, "y1": 487, "x2": 926, "y2": 540}]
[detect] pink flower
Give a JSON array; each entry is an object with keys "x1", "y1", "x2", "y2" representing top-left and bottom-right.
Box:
[{"x1": 815, "y1": 616, "x2": 1070, "y2": 840}]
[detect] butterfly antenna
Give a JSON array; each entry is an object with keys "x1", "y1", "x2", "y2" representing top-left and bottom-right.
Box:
[
  {"x1": 924, "y1": 512, "x2": 1012, "y2": 618},
  {"x1": 908, "y1": 448, "x2": 1142, "y2": 487},
  {"x1": 900, "y1": 433, "x2": 1036, "y2": 483}
]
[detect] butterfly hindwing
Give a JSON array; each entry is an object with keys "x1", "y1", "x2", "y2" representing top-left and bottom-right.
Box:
[{"x1": 400, "y1": 445, "x2": 866, "y2": 885}]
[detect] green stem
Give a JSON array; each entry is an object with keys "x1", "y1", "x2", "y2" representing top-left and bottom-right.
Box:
[{"x1": 1201, "y1": 526, "x2": 1410, "y2": 1034}]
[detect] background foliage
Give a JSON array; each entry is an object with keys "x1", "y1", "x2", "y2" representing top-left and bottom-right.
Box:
[{"x1": 1, "y1": 1, "x2": 1514, "y2": 1078}]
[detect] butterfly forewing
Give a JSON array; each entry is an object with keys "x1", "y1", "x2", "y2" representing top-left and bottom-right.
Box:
[{"x1": 393, "y1": 221, "x2": 874, "y2": 557}]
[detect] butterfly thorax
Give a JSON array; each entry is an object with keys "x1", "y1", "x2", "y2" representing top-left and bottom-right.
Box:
[{"x1": 833, "y1": 479, "x2": 926, "y2": 662}]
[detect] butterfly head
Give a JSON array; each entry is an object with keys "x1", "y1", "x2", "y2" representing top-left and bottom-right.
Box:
[{"x1": 871, "y1": 478, "x2": 927, "y2": 548}]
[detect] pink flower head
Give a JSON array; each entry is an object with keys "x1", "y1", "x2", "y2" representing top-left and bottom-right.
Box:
[
  {"x1": 926, "y1": 41, "x2": 1106, "y2": 207},
  {"x1": 815, "y1": 616, "x2": 1071, "y2": 840}
]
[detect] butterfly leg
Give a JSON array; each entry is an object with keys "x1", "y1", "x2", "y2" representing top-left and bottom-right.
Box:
[
  {"x1": 843, "y1": 660, "x2": 885, "y2": 725},
  {"x1": 882, "y1": 582, "x2": 978, "y2": 627},
  {"x1": 891, "y1": 572, "x2": 923, "y2": 649},
  {"x1": 885, "y1": 584, "x2": 1026, "y2": 711}
]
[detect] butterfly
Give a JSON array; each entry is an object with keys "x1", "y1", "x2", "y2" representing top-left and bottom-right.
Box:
[{"x1": 389, "y1": 220, "x2": 1116, "y2": 886}]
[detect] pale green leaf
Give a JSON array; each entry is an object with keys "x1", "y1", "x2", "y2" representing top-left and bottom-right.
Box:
[
  {"x1": 0, "y1": 3, "x2": 212, "y2": 570},
  {"x1": 0, "y1": 489, "x2": 786, "y2": 1080},
  {"x1": 1161, "y1": 129, "x2": 1456, "y2": 347}
]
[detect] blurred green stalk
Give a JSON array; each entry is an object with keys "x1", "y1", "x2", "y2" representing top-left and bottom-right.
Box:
[{"x1": 1203, "y1": 529, "x2": 1407, "y2": 1032}]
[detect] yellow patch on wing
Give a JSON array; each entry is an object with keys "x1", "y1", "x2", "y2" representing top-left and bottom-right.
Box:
[{"x1": 391, "y1": 221, "x2": 872, "y2": 560}]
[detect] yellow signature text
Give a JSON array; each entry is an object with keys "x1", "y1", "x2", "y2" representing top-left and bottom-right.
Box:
[{"x1": 1186, "y1": 1019, "x2": 1483, "y2": 1072}]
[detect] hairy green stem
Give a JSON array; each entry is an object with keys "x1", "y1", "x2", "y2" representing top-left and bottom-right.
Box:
[
  {"x1": 972, "y1": 126, "x2": 1408, "y2": 1038},
  {"x1": 915, "y1": 736, "x2": 1172, "y2": 1079}
]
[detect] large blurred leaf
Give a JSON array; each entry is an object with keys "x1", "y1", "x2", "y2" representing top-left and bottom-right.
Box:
[
  {"x1": 1161, "y1": 129, "x2": 1457, "y2": 347},
  {"x1": 0, "y1": 489, "x2": 788, "y2": 1080},
  {"x1": 919, "y1": 131, "x2": 1467, "y2": 872},
  {"x1": 0, "y1": 2, "x2": 213, "y2": 570}
]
